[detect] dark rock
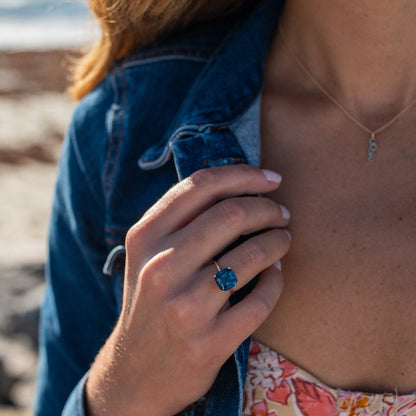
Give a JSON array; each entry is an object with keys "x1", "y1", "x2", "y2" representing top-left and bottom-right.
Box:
[{"x1": 0, "y1": 360, "x2": 16, "y2": 406}]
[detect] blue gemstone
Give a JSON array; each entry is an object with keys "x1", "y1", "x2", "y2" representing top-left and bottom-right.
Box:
[{"x1": 214, "y1": 267, "x2": 238, "y2": 292}]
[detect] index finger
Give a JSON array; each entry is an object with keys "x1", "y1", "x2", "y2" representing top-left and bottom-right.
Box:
[{"x1": 135, "y1": 164, "x2": 282, "y2": 238}]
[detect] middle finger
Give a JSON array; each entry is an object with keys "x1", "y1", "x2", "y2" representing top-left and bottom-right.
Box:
[{"x1": 171, "y1": 196, "x2": 290, "y2": 275}]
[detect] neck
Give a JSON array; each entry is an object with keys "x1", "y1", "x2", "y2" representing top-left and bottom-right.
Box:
[{"x1": 276, "y1": 0, "x2": 416, "y2": 120}]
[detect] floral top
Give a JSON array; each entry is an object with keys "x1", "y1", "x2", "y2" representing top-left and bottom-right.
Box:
[{"x1": 243, "y1": 340, "x2": 416, "y2": 416}]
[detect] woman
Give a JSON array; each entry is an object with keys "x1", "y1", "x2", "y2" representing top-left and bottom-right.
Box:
[{"x1": 35, "y1": 0, "x2": 416, "y2": 415}]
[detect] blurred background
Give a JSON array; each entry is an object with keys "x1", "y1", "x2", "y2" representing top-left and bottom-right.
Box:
[{"x1": 0, "y1": 1, "x2": 97, "y2": 414}]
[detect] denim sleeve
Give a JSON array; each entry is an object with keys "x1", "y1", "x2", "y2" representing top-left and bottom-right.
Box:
[
  {"x1": 62, "y1": 371, "x2": 90, "y2": 416},
  {"x1": 34, "y1": 112, "x2": 119, "y2": 415}
]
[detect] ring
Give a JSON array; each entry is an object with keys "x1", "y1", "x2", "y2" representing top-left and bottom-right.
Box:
[{"x1": 213, "y1": 260, "x2": 238, "y2": 292}]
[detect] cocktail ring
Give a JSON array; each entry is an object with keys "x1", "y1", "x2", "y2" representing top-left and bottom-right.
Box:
[{"x1": 213, "y1": 260, "x2": 238, "y2": 292}]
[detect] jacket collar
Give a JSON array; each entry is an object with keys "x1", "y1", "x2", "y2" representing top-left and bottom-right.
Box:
[{"x1": 139, "y1": 0, "x2": 284, "y2": 173}]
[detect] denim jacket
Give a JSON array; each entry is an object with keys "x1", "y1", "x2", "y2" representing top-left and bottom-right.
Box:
[{"x1": 34, "y1": 0, "x2": 283, "y2": 414}]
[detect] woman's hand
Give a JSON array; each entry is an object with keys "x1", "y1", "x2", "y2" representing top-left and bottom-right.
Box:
[{"x1": 85, "y1": 164, "x2": 291, "y2": 416}]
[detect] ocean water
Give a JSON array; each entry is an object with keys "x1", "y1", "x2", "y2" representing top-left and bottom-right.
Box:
[{"x1": 0, "y1": 0, "x2": 98, "y2": 50}]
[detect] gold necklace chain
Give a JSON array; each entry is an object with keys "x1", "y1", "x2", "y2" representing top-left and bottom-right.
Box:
[{"x1": 279, "y1": 25, "x2": 416, "y2": 161}]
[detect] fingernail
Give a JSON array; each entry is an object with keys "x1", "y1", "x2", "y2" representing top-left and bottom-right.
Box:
[
  {"x1": 274, "y1": 261, "x2": 282, "y2": 271},
  {"x1": 262, "y1": 169, "x2": 282, "y2": 184},
  {"x1": 283, "y1": 229, "x2": 292, "y2": 241},
  {"x1": 280, "y1": 205, "x2": 290, "y2": 220}
]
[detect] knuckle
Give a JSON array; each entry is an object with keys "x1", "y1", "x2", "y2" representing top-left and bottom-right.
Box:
[
  {"x1": 189, "y1": 342, "x2": 214, "y2": 366},
  {"x1": 139, "y1": 251, "x2": 175, "y2": 295},
  {"x1": 126, "y1": 218, "x2": 152, "y2": 249},
  {"x1": 187, "y1": 168, "x2": 217, "y2": 189},
  {"x1": 125, "y1": 228, "x2": 137, "y2": 252},
  {"x1": 217, "y1": 199, "x2": 246, "y2": 225},
  {"x1": 138, "y1": 265, "x2": 164, "y2": 296},
  {"x1": 165, "y1": 296, "x2": 200, "y2": 336},
  {"x1": 125, "y1": 225, "x2": 140, "y2": 249},
  {"x1": 242, "y1": 240, "x2": 267, "y2": 268},
  {"x1": 166, "y1": 299, "x2": 189, "y2": 326}
]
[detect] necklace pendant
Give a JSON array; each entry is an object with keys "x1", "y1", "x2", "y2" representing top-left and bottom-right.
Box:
[{"x1": 368, "y1": 134, "x2": 378, "y2": 161}]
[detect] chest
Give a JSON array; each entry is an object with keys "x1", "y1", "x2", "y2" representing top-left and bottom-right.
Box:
[
  {"x1": 257, "y1": 92, "x2": 416, "y2": 392},
  {"x1": 260, "y1": 92, "x2": 416, "y2": 285}
]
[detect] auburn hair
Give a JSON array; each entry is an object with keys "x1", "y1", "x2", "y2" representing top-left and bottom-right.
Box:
[{"x1": 70, "y1": 0, "x2": 250, "y2": 100}]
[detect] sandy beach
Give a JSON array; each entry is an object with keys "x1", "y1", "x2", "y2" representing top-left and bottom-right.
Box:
[{"x1": 0, "y1": 49, "x2": 77, "y2": 414}]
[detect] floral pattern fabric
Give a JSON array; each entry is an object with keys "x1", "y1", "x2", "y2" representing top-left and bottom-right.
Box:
[{"x1": 243, "y1": 340, "x2": 416, "y2": 416}]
